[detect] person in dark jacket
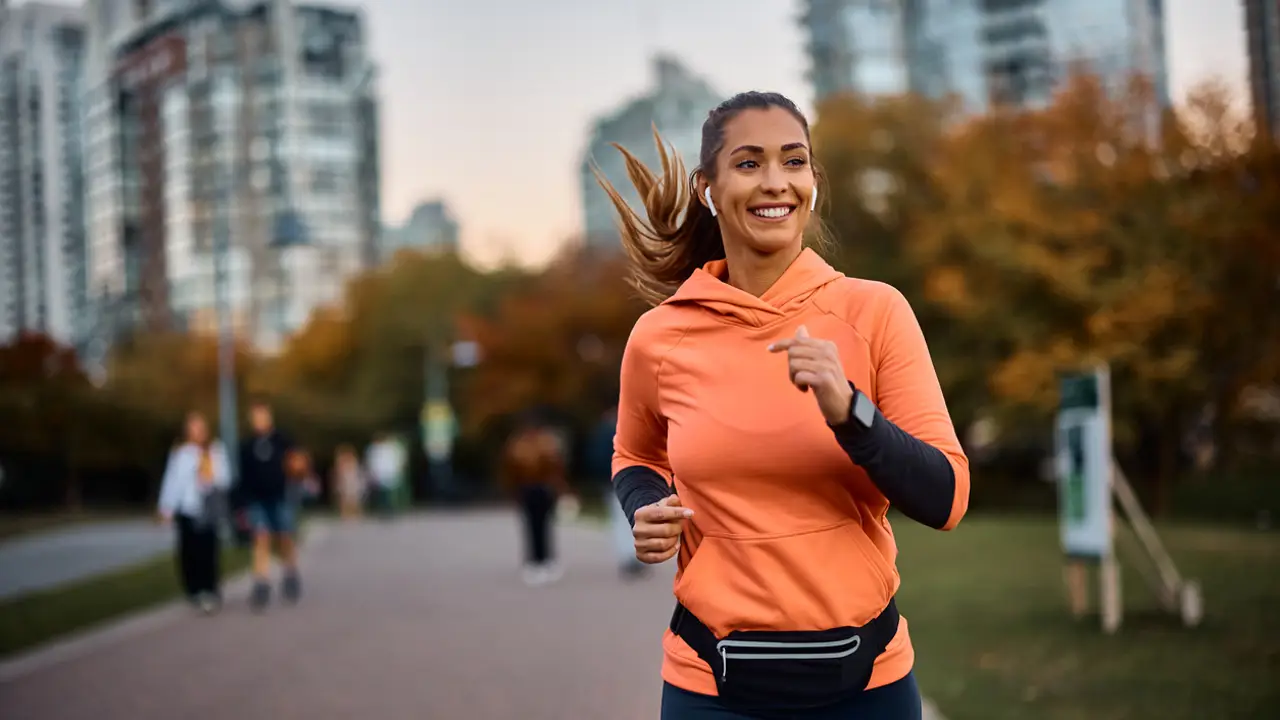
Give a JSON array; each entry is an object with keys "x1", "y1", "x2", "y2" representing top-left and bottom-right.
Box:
[
  {"x1": 587, "y1": 405, "x2": 648, "y2": 579},
  {"x1": 500, "y1": 410, "x2": 573, "y2": 586},
  {"x1": 237, "y1": 398, "x2": 302, "y2": 611}
]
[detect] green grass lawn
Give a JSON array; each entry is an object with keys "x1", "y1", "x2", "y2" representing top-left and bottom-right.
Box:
[
  {"x1": 0, "y1": 509, "x2": 148, "y2": 542},
  {"x1": 894, "y1": 514, "x2": 1279, "y2": 720},
  {"x1": 0, "y1": 544, "x2": 253, "y2": 659}
]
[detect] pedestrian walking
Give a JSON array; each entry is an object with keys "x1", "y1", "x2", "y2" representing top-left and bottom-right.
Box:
[
  {"x1": 500, "y1": 410, "x2": 574, "y2": 586},
  {"x1": 332, "y1": 444, "x2": 368, "y2": 520},
  {"x1": 157, "y1": 411, "x2": 230, "y2": 614},
  {"x1": 237, "y1": 398, "x2": 304, "y2": 611},
  {"x1": 587, "y1": 405, "x2": 648, "y2": 579}
]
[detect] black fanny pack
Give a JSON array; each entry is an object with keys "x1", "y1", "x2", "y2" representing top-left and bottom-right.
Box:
[{"x1": 669, "y1": 597, "x2": 900, "y2": 715}]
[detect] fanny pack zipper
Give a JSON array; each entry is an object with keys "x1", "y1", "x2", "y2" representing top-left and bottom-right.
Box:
[{"x1": 716, "y1": 634, "x2": 862, "y2": 680}]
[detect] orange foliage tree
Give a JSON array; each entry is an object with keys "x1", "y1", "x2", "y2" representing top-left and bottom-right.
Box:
[
  {"x1": 901, "y1": 72, "x2": 1280, "y2": 503},
  {"x1": 257, "y1": 249, "x2": 529, "y2": 455},
  {"x1": 461, "y1": 246, "x2": 646, "y2": 435}
]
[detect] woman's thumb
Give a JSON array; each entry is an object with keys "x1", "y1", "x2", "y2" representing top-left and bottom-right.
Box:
[{"x1": 658, "y1": 493, "x2": 682, "y2": 507}]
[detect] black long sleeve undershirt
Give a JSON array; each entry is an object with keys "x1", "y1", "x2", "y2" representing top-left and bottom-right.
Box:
[
  {"x1": 828, "y1": 385, "x2": 957, "y2": 530},
  {"x1": 613, "y1": 385, "x2": 958, "y2": 531},
  {"x1": 613, "y1": 465, "x2": 670, "y2": 527}
]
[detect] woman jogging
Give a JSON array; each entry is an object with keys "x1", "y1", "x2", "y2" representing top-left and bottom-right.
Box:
[{"x1": 600, "y1": 92, "x2": 971, "y2": 719}]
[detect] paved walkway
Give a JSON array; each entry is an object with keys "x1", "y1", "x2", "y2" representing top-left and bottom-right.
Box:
[
  {"x1": 0, "y1": 520, "x2": 171, "y2": 600},
  {"x1": 0, "y1": 511, "x2": 943, "y2": 719}
]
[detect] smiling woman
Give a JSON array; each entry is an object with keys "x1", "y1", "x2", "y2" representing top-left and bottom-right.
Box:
[
  {"x1": 595, "y1": 92, "x2": 970, "y2": 720},
  {"x1": 591, "y1": 92, "x2": 833, "y2": 306}
]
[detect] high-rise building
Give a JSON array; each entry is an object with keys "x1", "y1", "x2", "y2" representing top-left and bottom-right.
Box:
[
  {"x1": 1245, "y1": 0, "x2": 1280, "y2": 141},
  {"x1": 579, "y1": 56, "x2": 721, "y2": 252},
  {"x1": 911, "y1": 0, "x2": 994, "y2": 112},
  {"x1": 979, "y1": 0, "x2": 1168, "y2": 110},
  {"x1": 0, "y1": 2, "x2": 87, "y2": 348},
  {"x1": 803, "y1": 0, "x2": 914, "y2": 101},
  {"x1": 380, "y1": 199, "x2": 459, "y2": 260},
  {"x1": 802, "y1": 0, "x2": 1169, "y2": 114},
  {"x1": 81, "y1": 0, "x2": 380, "y2": 355}
]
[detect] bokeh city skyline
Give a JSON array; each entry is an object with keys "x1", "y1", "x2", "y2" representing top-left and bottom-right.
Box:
[
  {"x1": 11, "y1": 0, "x2": 1252, "y2": 269},
  {"x1": 363, "y1": 0, "x2": 1249, "y2": 268}
]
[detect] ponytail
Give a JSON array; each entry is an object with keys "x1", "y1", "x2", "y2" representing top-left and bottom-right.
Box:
[
  {"x1": 593, "y1": 91, "x2": 827, "y2": 306},
  {"x1": 591, "y1": 129, "x2": 725, "y2": 307}
]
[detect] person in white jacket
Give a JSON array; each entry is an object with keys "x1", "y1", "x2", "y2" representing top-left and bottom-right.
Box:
[
  {"x1": 365, "y1": 433, "x2": 405, "y2": 520},
  {"x1": 157, "y1": 411, "x2": 232, "y2": 614}
]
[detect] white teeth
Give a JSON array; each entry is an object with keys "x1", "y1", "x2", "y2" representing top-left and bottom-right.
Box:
[{"x1": 751, "y1": 207, "x2": 792, "y2": 218}]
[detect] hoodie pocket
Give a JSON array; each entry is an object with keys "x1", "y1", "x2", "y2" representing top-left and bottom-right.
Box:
[
  {"x1": 668, "y1": 521, "x2": 901, "y2": 715},
  {"x1": 674, "y1": 520, "x2": 895, "y2": 637}
]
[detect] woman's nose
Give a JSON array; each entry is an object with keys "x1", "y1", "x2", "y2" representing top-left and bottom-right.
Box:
[{"x1": 760, "y1": 163, "x2": 787, "y2": 191}]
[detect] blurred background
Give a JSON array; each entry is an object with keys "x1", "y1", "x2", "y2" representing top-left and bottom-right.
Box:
[{"x1": 0, "y1": 1, "x2": 1276, "y2": 719}]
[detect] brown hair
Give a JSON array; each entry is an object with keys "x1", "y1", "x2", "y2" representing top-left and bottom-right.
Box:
[
  {"x1": 592, "y1": 91, "x2": 832, "y2": 306},
  {"x1": 184, "y1": 411, "x2": 211, "y2": 450}
]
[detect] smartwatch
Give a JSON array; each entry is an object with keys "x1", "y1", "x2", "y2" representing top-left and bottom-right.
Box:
[{"x1": 850, "y1": 388, "x2": 877, "y2": 429}]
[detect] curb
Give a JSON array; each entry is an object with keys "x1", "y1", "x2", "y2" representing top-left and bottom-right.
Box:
[{"x1": 0, "y1": 521, "x2": 329, "y2": 684}]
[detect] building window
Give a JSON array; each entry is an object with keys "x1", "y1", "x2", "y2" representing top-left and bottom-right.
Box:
[{"x1": 307, "y1": 102, "x2": 346, "y2": 137}]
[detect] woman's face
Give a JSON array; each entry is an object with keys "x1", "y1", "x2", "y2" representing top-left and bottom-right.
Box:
[
  {"x1": 186, "y1": 415, "x2": 208, "y2": 444},
  {"x1": 700, "y1": 106, "x2": 816, "y2": 258}
]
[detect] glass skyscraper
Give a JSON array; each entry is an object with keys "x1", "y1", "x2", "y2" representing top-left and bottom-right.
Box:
[{"x1": 801, "y1": 0, "x2": 1169, "y2": 114}]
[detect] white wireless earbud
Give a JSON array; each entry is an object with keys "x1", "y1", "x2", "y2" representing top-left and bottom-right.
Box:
[
  {"x1": 810, "y1": 187, "x2": 818, "y2": 213},
  {"x1": 704, "y1": 187, "x2": 717, "y2": 217}
]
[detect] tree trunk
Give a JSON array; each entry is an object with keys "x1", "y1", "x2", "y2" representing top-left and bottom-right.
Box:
[
  {"x1": 64, "y1": 467, "x2": 82, "y2": 510},
  {"x1": 1151, "y1": 415, "x2": 1182, "y2": 518},
  {"x1": 64, "y1": 423, "x2": 82, "y2": 511}
]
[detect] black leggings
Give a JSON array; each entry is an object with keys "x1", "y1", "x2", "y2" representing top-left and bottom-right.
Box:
[
  {"x1": 660, "y1": 672, "x2": 922, "y2": 720},
  {"x1": 519, "y1": 484, "x2": 557, "y2": 565},
  {"x1": 176, "y1": 514, "x2": 221, "y2": 597}
]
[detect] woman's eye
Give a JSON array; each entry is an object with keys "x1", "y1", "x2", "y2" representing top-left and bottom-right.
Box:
[
  {"x1": 736, "y1": 160, "x2": 758, "y2": 169},
  {"x1": 786, "y1": 157, "x2": 807, "y2": 167}
]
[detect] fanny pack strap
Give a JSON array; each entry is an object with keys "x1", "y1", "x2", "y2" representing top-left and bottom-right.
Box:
[
  {"x1": 669, "y1": 602, "x2": 726, "y2": 677},
  {"x1": 669, "y1": 597, "x2": 900, "y2": 683}
]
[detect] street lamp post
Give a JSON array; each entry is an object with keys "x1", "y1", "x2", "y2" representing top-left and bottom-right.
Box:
[
  {"x1": 213, "y1": 132, "x2": 239, "y2": 478},
  {"x1": 421, "y1": 336, "x2": 480, "y2": 503}
]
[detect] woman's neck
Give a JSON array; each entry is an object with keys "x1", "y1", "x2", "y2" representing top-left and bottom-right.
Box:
[{"x1": 723, "y1": 241, "x2": 803, "y2": 298}]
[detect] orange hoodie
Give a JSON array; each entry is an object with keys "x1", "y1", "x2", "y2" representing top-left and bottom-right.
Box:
[{"x1": 612, "y1": 248, "x2": 970, "y2": 697}]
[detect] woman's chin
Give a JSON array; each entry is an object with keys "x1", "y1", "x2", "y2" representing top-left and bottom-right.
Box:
[{"x1": 741, "y1": 232, "x2": 803, "y2": 256}]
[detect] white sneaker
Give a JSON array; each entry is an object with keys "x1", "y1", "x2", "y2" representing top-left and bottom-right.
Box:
[
  {"x1": 541, "y1": 562, "x2": 563, "y2": 584},
  {"x1": 521, "y1": 564, "x2": 545, "y2": 586},
  {"x1": 196, "y1": 593, "x2": 220, "y2": 615}
]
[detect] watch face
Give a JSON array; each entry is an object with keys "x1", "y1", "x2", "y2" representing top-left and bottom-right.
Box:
[{"x1": 854, "y1": 392, "x2": 876, "y2": 428}]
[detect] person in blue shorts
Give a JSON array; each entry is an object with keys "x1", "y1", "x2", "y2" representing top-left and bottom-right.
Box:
[{"x1": 237, "y1": 398, "x2": 302, "y2": 611}]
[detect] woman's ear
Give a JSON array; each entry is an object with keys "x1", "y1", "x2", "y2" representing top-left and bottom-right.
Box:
[{"x1": 695, "y1": 173, "x2": 717, "y2": 217}]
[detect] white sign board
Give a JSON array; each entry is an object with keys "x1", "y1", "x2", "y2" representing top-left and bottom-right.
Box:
[{"x1": 1054, "y1": 366, "x2": 1114, "y2": 559}]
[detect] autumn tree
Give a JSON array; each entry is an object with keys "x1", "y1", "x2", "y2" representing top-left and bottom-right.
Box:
[
  {"x1": 813, "y1": 90, "x2": 990, "y2": 430},
  {"x1": 909, "y1": 72, "x2": 1280, "y2": 508},
  {"x1": 0, "y1": 333, "x2": 94, "y2": 506},
  {"x1": 462, "y1": 245, "x2": 645, "y2": 434},
  {"x1": 259, "y1": 248, "x2": 528, "y2": 455},
  {"x1": 0, "y1": 332, "x2": 176, "y2": 508}
]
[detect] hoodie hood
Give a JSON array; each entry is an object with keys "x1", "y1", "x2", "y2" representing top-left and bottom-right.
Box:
[{"x1": 661, "y1": 248, "x2": 845, "y2": 327}]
